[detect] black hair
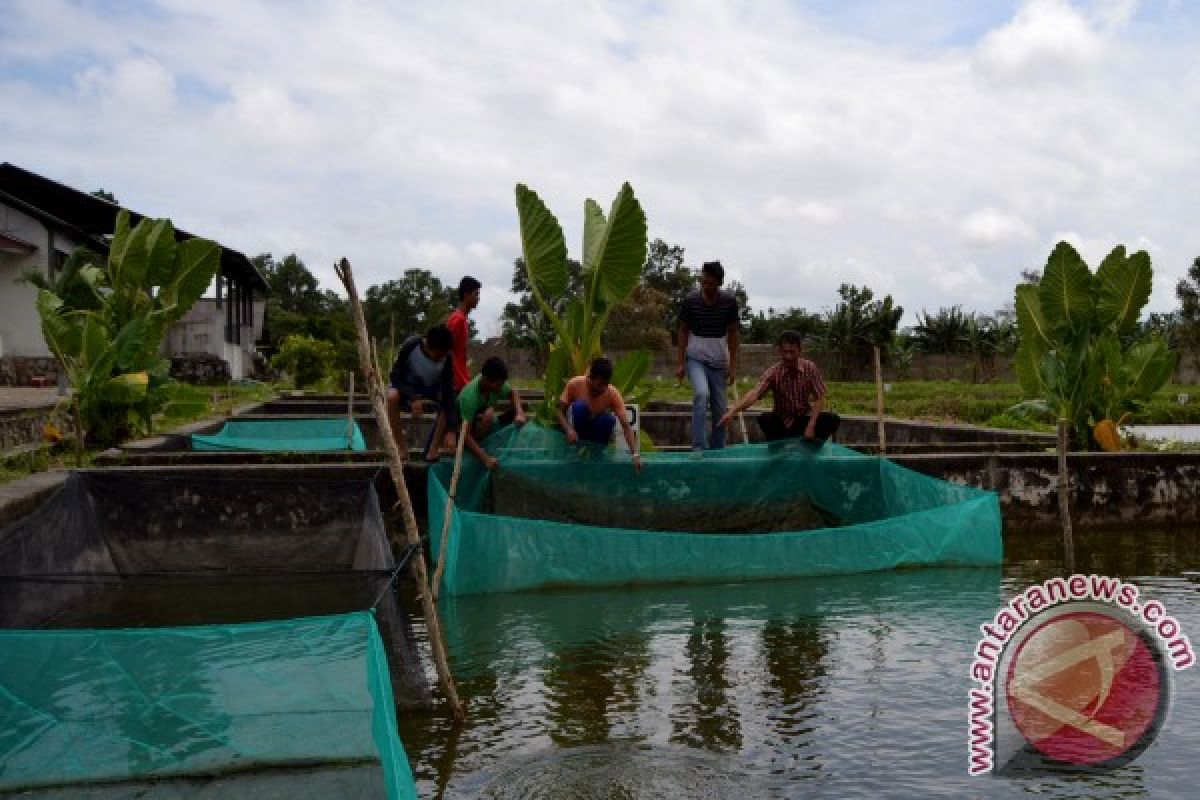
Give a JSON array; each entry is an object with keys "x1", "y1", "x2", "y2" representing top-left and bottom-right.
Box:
[
  {"x1": 458, "y1": 276, "x2": 481, "y2": 301},
  {"x1": 588, "y1": 356, "x2": 613, "y2": 382},
  {"x1": 778, "y1": 330, "x2": 804, "y2": 348},
  {"x1": 426, "y1": 323, "x2": 453, "y2": 351},
  {"x1": 481, "y1": 356, "x2": 508, "y2": 382},
  {"x1": 701, "y1": 261, "x2": 724, "y2": 286}
]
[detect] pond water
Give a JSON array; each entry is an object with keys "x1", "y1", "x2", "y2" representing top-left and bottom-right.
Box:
[{"x1": 400, "y1": 529, "x2": 1200, "y2": 798}]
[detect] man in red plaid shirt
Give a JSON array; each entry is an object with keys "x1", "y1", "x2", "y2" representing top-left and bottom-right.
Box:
[{"x1": 718, "y1": 330, "x2": 840, "y2": 443}]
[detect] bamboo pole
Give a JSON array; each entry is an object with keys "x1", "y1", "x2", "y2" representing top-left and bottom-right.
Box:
[
  {"x1": 873, "y1": 345, "x2": 886, "y2": 455},
  {"x1": 346, "y1": 371, "x2": 355, "y2": 450},
  {"x1": 333, "y1": 257, "x2": 465, "y2": 720},
  {"x1": 1057, "y1": 420, "x2": 1076, "y2": 573},
  {"x1": 432, "y1": 419, "x2": 470, "y2": 602}
]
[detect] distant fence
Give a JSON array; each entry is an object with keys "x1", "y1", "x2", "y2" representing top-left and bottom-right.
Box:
[{"x1": 470, "y1": 342, "x2": 1200, "y2": 384}]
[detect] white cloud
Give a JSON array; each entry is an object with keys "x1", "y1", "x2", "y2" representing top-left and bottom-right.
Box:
[
  {"x1": 762, "y1": 196, "x2": 841, "y2": 225},
  {"x1": 975, "y1": 0, "x2": 1110, "y2": 81},
  {"x1": 1, "y1": 0, "x2": 1196, "y2": 335},
  {"x1": 961, "y1": 209, "x2": 1035, "y2": 246}
]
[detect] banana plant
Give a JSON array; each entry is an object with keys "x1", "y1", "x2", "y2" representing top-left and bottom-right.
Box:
[
  {"x1": 515, "y1": 183, "x2": 652, "y2": 424},
  {"x1": 36, "y1": 210, "x2": 221, "y2": 446},
  {"x1": 1013, "y1": 240, "x2": 1176, "y2": 572},
  {"x1": 1014, "y1": 241, "x2": 1174, "y2": 450}
]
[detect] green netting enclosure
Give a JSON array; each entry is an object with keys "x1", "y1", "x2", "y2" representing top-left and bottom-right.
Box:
[
  {"x1": 191, "y1": 418, "x2": 367, "y2": 451},
  {"x1": 0, "y1": 470, "x2": 429, "y2": 710},
  {"x1": 0, "y1": 611, "x2": 417, "y2": 799},
  {"x1": 429, "y1": 424, "x2": 1002, "y2": 595}
]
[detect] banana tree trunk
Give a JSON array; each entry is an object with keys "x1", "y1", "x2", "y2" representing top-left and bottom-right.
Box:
[{"x1": 1057, "y1": 419, "x2": 1076, "y2": 573}]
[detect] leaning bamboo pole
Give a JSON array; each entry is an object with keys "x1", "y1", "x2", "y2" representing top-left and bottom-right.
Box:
[
  {"x1": 1057, "y1": 420, "x2": 1076, "y2": 573},
  {"x1": 432, "y1": 419, "x2": 470, "y2": 602},
  {"x1": 334, "y1": 257, "x2": 465, "y2": 720}
]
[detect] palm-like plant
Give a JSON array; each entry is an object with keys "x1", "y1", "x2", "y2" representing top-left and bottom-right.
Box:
[
  {"x1": 1013, "y1": 240, "x2": 1175, "y2": 571},
  {"x1": 515, "y1": 183, "x2": 651, "y2": 423},
  {"x1": 36, "y1": 211, "x2": 221, "y2": 446}
]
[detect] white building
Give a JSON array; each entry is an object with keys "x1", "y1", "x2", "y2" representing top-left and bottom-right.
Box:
[{"x1": 0, "y1": 163, "x2": 267, "y2": 383}]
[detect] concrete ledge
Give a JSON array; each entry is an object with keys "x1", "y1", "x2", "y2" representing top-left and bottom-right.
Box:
[{"x1": 0, "y1": 469, "x2": 68, "y2": 527}]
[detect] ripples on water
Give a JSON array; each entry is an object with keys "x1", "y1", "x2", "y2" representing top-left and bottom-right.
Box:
[{"x1": 400, "y1": 530, "x2": 1199, "y2": 798}]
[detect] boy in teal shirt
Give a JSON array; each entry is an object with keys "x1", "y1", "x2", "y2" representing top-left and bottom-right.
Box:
[{"x1": 457, "y1": 356, "x2": 525, "y2": 470}]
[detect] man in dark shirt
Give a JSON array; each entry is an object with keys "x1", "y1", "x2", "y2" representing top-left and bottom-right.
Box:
[
  {"x1": 387, "y1": 323, "x2": 457, "y2": 461},
  {"x1": 676, "y1": 260, "x2": 740, "y2": 452},
  {"x1": 719, "y1": 329, "x2": 840, "y2": 443}
]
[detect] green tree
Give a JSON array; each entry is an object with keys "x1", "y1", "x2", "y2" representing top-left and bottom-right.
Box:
[
  {"x1": 271, "y1": 333, "x2": 336, "y2": 388},
  {"x1": 911, "y1": 306, "x2": 972, "y2": 354},
  {"x1": 1176, "y1": 256, "x2": 1200, "y2": 370},
  {"x1": 823, "y1": 284, "x2": 902, "y2": 378},
  {"x1": 362, "y1": 268, "x2": 456, "y2": 343}
]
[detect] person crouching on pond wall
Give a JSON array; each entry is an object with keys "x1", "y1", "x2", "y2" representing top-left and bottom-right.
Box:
[
  {"x1": 386, "y1": 323, "x2": 457, "y2": 462},
  {"x1": 457, "y1": 356, "x2": 525, "y2": 471},
  {"x1": 557, "y1": 357, "x2": 643, "y2": 473},
  {"x1": 718, "y1": 329, "x2": 840, "y2": 444},
  {"x1": 676, "y1": 260, "x2": 740, "y2": 452}
]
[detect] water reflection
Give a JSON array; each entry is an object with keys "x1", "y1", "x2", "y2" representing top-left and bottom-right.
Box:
[{"x1": 407, "y1": 531, "x2": 1200, "y2": 798}]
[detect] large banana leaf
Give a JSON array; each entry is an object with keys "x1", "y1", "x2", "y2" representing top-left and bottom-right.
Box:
[
  {"x1": 36, "y1": 291, "x2": 82, "y2": 359},
  {"x1": 1014, "y1": 284, "x2": 1052, "y2": 351},
  {"x1": 110, "y1": 215, "x2": 154, "y2": 290},
  {"x1": 159, "y1": 238, "x2": 221, "y2": 323},
  {"x1": 106, "y1": 210, "x2": 134, "y2": 284},
  {"x1": 611, "y1": 349, "x2": 651, "y2": 397},
  {"x1": 142, "y1": 218, "x2": 178, "y2": 288},
  {"x1": 591, "y1": 183, "x2": 648, "y2": 305},
  {"x1": 516, "y1": 184, "x2": 569, "y2": 300},
  {"x1": 1125, "y1": 338, "x2": 1176, "y2": 401},
  {"x1": 1094, "y1": 246, "x2": 1152, "y2": 336},
  {"x1": 1015, "y1": 342, "x2": 1047, "y2": 397},
  {"x1": 1039, "y1": 241, "x2": 1094, "y2": 333},
  {"x1": 582, "y1": 198, "x2": 606, "y2": 272}
]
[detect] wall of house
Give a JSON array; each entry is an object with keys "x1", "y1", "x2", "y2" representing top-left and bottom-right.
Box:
[
  {"x1": 164, "y1": 298, "x2": 264, "y2": 380},
  {"x1": 0, "y1": 204, "x2": 51, "y2": 360}
]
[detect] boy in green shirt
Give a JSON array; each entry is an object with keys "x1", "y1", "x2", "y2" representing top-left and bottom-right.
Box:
[{"x1": 457, "y1": 356, "x2": 525, "y2": 470}]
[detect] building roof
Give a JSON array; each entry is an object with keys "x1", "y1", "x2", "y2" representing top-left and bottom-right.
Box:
[{"x1": 0, "y1": 163, "x2": 268, "y2": 292}]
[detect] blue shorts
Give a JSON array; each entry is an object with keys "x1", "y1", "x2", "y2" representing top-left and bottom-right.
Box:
[{"x1": 569, "y1": 400, "x2": 616, "y2": 445}]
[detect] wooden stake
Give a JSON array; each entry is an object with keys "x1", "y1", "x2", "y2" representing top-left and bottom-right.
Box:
[
  {"x1": 432, "y1": 419, "x2": 470, "y2": 601},
  {"x1": 873, "y1": 345, "x2": 886, "y2": 455},
  {"x1": 1057, "y1": 419, "x2": 1076, "y2": 573},
  {"x1": 346, "y1": 371, "x2": 355, "y2": 450},
  {"x1": 334, "y1": 257, "x2": 466, "y2": 721}
]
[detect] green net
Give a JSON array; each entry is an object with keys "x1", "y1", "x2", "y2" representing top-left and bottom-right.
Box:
[
  {"x1": 429, "y1": 424, "x2": 1002, "y2": 595},
  {"x1": 191, "y1": 419, "x2": 367, "y2": 451},
  {"x1": 0, "y1": 611, "x2": 416, "y2": 799}
]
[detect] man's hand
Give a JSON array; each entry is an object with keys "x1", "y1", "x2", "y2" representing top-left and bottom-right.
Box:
[
  {"x1": 727, "y1": 370, "x2": 736, "y2": 386},
  {"x1": 804, "y1": 421, "x2": 818, "y2": 440},
  {"x1": 716, "y1": 410, "x2": 733, "y2": 429},
  {"x1": 675, "y1": 364, "x2": 686, "y2": 383},
  {"x1": 484, "y1": 455, "x2": 499, "y2": 471},
  {"x1": 565, "y1": 428, "x2": 578, "y2": 445},
  {"x1": 410, "y1": 398, "x2": 424, "y2": 417},
  {"x1": 424, "y1": 448, "x2": 441, "y2": 463},
  {"x1": 632, "y1": 453, "x2": 643, "y2": 474},
  {"x1": 515, "y1": 411, "x2": 527, "y2": 427}
]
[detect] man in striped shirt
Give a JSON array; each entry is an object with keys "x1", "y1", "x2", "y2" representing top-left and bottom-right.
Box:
[
  {"x1": 719, "y1": 330, "x2": 840, "y2": 443},
  {"x1": 676, "y1": 260, "x2": 740, "y2": 451}
]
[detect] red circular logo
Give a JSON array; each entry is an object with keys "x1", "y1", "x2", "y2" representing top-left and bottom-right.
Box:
[{"x1": 1005, "y1": 610, "x2": 1165, "y2": 765}]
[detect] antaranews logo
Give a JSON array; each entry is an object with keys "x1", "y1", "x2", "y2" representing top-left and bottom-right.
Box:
[{"x1": 967, "y1": 574, "x2": 1194, "y2": 775}]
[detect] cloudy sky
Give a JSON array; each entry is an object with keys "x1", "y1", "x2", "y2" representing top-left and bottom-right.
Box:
[{"x1": 3, "y1": 0, "x2": 1198, "y2": 335}]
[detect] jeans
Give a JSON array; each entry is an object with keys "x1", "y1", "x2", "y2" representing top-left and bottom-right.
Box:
[
  {"x1": 569, "y1": 400, "x2": 617, "y2": 444},
  {"x1": 686, "y1": 357, "x2": 727, "y2": 451}
]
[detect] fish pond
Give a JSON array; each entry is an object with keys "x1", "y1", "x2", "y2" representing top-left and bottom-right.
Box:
[{"x1": 399, "y1": 528, "x2": 1200, "y2": 798}]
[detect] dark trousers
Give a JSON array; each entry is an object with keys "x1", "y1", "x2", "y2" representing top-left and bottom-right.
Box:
[{"x1": 757, "y1": 411, "x2": 840, "y2": 443}]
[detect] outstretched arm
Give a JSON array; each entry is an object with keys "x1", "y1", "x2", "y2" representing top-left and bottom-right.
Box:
[
  {"x1": 463, "y1": 425, "x2": 497, "y2": 470},
  {"x1": 618, "y1": 413, "x2": 642, "y2": 472},
  {"x1": 718, "y1": 379, "x2": 767, "y2": 427}
]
